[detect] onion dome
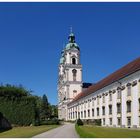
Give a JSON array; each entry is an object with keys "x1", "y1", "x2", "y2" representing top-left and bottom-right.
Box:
[{"x1": 65, "y1": 32, "x2": 80, "y2": 51}]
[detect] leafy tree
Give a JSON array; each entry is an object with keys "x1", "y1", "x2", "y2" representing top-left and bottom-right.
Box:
[{"x1": 50, "y1": 105, "x2": 58, "y2": 118}]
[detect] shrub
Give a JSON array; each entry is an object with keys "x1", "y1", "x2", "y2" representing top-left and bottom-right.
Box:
[
  {"x1": 0, "y1": 96, "x2": 36, "y2": 126},
  {"x1": 40, "y1": 118, "x2": 60, "y2": 125},
  {"x1": 76, "y1": 118, "x2": 83, "y2": 126},
  {"x1": 94, "y1": 119, "x2": 101, "y2": 126}
]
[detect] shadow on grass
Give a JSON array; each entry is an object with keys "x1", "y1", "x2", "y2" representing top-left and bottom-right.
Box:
[{"x1": 0, "y1": 128, "x2": 12, "y2": 133}]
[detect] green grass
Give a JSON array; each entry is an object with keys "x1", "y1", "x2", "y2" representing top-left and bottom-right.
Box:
[
  {"x1": 0, "y1": 125, "x2": 59, "y2": 138},
  {"x1": 75, "y1": 125, "x2": 140, "y2": 138}
]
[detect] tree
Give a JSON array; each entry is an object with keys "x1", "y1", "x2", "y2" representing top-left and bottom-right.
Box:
[
  {"x1": 40, "y1": 94, "x2": 51, "y2": 120},
  {"x1": 50, "y1": 105, "x2": 58, "y2": 119}
]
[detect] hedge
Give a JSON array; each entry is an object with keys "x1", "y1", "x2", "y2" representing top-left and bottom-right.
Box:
[{"x1": 0, "y1": 97, "x2": 36, "y2": 126}]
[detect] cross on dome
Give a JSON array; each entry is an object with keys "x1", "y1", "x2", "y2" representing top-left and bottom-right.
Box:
[{"x1": 68, "y1": 26, "x2": 75, "y2": 43}]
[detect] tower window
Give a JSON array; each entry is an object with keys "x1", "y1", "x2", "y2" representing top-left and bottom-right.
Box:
[
  {"x1": 72, "y1": 58, "x2": 76, "y2": 64},
  {"x1": 72, "y1": 69, "x2": 77, "y2": 81}
]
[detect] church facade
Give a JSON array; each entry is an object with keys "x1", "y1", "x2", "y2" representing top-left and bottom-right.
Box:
[{"x1": 58, "y1": 32, "x2": 140, "y2": 128}]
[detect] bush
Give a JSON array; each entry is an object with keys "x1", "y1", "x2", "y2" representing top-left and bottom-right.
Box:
[
  {"x1": 0, "y1": 97, "x2": 36, "y2": 126},
  {"x1": 76, "y1": 118, "x2": 83, "y2": 126},
  {"x1": 40, "y1": 118, "x2": 60, "y2": 125}
]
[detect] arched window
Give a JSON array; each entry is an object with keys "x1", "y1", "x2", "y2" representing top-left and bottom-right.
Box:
[
  {"x1": 72, "y1": 69, "x2": 77, "y2": 81},
  {"x1": 72, "y1": 58, "x2": 76, "y2": 64}
]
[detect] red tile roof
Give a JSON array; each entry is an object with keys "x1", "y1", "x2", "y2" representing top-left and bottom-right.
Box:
[{"x1": 69, "y1": 57, "x2": 140, "y2": 105}]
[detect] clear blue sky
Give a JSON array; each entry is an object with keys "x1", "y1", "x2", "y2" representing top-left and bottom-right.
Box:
[{"x1": 0, "y1": 2, "x2": 140, "y2": 105}]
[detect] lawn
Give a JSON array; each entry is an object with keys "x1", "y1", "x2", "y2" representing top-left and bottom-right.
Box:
[
  {"x1": 0, "y1": 125, "x2": 59, "y2": 138},
  {"x1": 76, "y1": 125, "x2": 140, "y2": 138}
]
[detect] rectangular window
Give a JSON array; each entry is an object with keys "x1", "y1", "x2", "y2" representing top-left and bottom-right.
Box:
[
  {"x1": 109, "y1": 118, "x2": 112, "y2": 125},
  {"x1": 139, "y1": 116, "x2": 140, "y2": 126},
  {"x1": 117, "y1": 117, "x2": 121, "y2": 126},
  {"x1": 97, "y1": 108, "x2": 99, "y2": 116},
  {"x1": 117, "y1": 90, "x2": 121, "y2": 99},
  {"x1": 73, "y1": 112, "x2": 74, "y2": 119},
  {"x1": 109, "y1": 105, "x2": 112, "y2": 115},
  {"x1": 84, "y1": 110, "x2": 86, "y2": 118},
  {"x1": 127, "y1": 101, "x2": 131, "y2": 113},
  {"x1": 117, "y1": 103, "x2": 121, "y2": 114},
  {"x1": 81, "y1": 111, "x2": 83, "y2": 118},
  {"x1": 103, "y1": 118, "x2": 105, "y2": 125},
  {"x1": 127, "y1": 86, "x2": 131, "y2": 96},
  {"x1": 88, "y1": 109, "x2": 90, "y2": 117},
  {"x1": 102, "y1": 106, "x2": 105, "y2": 115},
  {"x1": 78, "y1": 112, "x2": 80, "y2": 118},
  {"x1": 92, "y1": 109, "x2": 94, "y2": 117},
  {"x1": 139, "y1": 99, "x2": 140, "y2": 111},
  {"x1": 139, "y1": 82, "x2": 140, "y2": 96},
  {"x1": 127, "y1": 117, "x2": 131, "y2": 126},
  {"x1": 75, "y1": 111, "x2": 77, "y2": 119}
]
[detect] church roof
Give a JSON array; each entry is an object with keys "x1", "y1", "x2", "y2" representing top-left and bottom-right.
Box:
[{"x1": 69, "y1": 57, "x2": 140, "y2": 105}]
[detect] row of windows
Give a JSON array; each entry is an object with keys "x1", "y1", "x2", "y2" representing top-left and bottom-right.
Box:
[
  {"x1": 69, "y1": 81, "x2": 140, "y2": 114},
  {"x1": 103, "y1": 117, "x2": 131, "y2": 126},
  {"x1": 69, "y1": 100, "x2": 140, "y2": 119},
  {"x1": 76, "y1": 86, "x2": 132, "y2": 110},
  {"x1": 69, "y1": 112, "x2": 137, "y2": 127}
]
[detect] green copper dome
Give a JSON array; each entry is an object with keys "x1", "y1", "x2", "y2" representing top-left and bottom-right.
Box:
[
  {"x1": 65, "y1": 31, "x2": 80, "y2": 51},
  {"x1": 61, "y1": 49, "x2": 65, "y2": 57},
  {"x1": 65, "y1": 43, "x2": 79, "y2": 50}
]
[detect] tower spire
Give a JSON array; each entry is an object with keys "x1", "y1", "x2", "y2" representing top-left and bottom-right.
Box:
[
  {"x1": 70, "y1": 26, "x2": 73, "y2": 33},
  {"x1": 68, "y1": 26, "x2": 75, "y2": 43}
]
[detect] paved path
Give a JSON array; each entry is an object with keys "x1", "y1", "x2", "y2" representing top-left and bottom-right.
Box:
[{"x1": 33, "y1": 123, "x2": 79, "y2": 138}]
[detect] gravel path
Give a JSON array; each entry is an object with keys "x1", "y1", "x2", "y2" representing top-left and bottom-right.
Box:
[{"x1": 33, "y1": 123, "x2": 79, "y2": 138}]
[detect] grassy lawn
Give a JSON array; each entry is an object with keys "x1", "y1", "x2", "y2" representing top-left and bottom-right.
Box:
[
  {"x1": 0, "y1": 125, "x2": 59, "y2": 138},
  {"x1": 76, "y1": 125, "x2": 140, "y2": 138}
]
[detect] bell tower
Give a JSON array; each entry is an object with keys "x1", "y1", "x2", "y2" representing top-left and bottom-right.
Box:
[{"x1": 58, "y1": 30, "x2": 82, "y2": 120}]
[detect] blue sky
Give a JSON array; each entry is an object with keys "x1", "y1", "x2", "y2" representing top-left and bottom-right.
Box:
[{"x1": 0, "y1": 2, "x2": 140, "y2": 105}]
